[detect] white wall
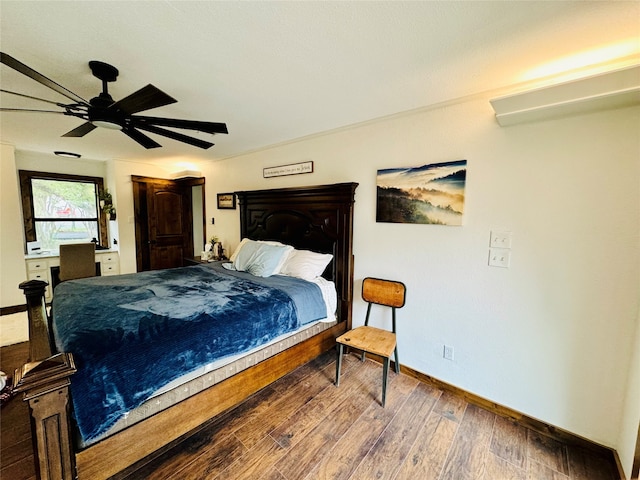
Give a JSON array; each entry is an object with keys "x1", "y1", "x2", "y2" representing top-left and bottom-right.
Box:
[
  {"x1": 0, "y1": 144, "x2": 27, "y2": 308},
  {"x1": 619, "y1": 309, "x2": 640, "y2": 478},
  {"x1": 199, "y1": 94, "x2": 639, "y2": 469},
  {"x1": 16, "y1": 150, "x2": 107, "y2": 178}
]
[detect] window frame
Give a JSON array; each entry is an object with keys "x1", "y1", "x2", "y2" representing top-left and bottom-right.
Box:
[{"x1": 19, "y1": 170, "x2": 108, "y2": 250}]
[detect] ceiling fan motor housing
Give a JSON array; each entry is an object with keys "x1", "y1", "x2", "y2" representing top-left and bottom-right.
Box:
[{"x1": 89, "y1": 92, "x2": 115, "y2": 108}]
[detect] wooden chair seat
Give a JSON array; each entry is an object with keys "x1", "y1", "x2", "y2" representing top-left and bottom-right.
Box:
[
  {"x1": 336, "y1": 326, "x2": 396, "y2": 358},
  {"x1": 335, "y1": 277, "x2": 406, "y2": 407}
]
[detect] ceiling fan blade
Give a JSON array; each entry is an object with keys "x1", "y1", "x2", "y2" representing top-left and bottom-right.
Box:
[
  {"x1": 122, "y1": 127, "x2": 162, "y2": 149},
  {"x1": 109, "y1": 84, "x2": 176, "y2": 115},
  {"x1": 62, "y1": 122, "x2": 97, "y2": 137},
  {"x1": 0, "y1": 107, "x2": 67, "y2": 114},
  {"x1": 0, "y1": 88, "x2": 67, "y2": 106},
  {"x1": 0, "y1": 52, "x2": 88, "y2": 105},
  {"x1": 134, "y1": 115, "x2": 228, "y2": 134},
  {"x1": 135, "y1": 123, "x2": 214, "y2": 149}
]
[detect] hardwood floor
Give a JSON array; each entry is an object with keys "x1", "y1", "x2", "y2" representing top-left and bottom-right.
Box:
[
  {"x1": 1, "y1": 341, "x2": 35, "y2": 480},
  {"x1": 1, "y1": 342, "x2": 618, "y2": 480}
]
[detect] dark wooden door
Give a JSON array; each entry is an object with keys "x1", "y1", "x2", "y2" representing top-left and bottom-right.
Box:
[
  {"x1": 133, "y1": 176, "x2": 201, "y2": 271},
  {"x1": 148, "y1": 182, "x2": 188, "y2": 270}
]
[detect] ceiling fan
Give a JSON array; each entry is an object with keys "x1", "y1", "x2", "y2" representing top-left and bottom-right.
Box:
[{"x1": 0, "y1": 52, "x2": 228, "y2": 149}]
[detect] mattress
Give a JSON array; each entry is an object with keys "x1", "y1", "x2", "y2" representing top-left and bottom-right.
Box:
[{"x1": 86, "y1": 318, "x2": 337, "y2": 447}]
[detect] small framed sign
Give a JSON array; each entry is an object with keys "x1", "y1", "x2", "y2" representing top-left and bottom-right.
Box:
[
  {"x1": 263, "y1": 161, "x2": 314, "y2": 178},
  {"x1": 217, "y1": 193, "x2": 236, "y2": 209}
]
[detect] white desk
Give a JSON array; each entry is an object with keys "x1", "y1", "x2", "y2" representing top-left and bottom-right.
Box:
[{"x1": 25, "y1": 249, "x2": 120, "y2": 301}]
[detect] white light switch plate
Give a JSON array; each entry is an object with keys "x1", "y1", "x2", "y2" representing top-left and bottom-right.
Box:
[
  {"x1": 489, "y1": 248, "x2": 511, "y2": 268},
  {"x1": 490, "y1": 230, "x2": 513, "y2": 249}
]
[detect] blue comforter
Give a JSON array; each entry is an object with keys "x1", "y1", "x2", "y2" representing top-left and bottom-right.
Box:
[{"x1": 51, "y1": 262, "x2": 326, "y2": 446}]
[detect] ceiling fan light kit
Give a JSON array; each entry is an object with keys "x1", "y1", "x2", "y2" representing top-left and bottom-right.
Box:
[
  {"x1": 0, "y1": 52, "x2": 228, "y2": 149},
  {"x1": 54, "y1": 151, "x2": 81, "y2": 158},
  {"x1": 91, "y1": 120, "x2": 123, "y2": 130}
]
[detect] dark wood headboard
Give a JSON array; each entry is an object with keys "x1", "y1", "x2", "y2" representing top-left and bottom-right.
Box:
[{"x1": 235, "y1": 182, "x2": 358, "y2": 327}]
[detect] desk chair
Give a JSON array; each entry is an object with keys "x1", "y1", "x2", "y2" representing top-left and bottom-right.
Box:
[
  {"x1": 58, "y1": 243, "x2": 97, "y2": 282},
  {"x1": 335, "y1": 277, "x2": 406, "y2": 407}
]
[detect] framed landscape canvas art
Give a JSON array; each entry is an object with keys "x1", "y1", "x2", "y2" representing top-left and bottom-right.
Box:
[{"x1": 376, "y1": 160, "x2": 467, "y2": 225}]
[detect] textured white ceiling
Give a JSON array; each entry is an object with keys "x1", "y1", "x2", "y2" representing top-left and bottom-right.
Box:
[{"x1": 1, "y1": 1, "x2": 638, "y2": 164}]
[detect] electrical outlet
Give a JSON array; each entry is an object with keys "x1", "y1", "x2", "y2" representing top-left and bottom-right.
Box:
[{"x1": 443, "y1": 345, "x2": 454, "y2": 361}]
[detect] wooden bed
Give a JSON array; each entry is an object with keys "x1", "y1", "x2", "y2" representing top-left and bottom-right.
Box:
[{"x1": 15, "y1": 182, "x2": 358, "y2": 480}]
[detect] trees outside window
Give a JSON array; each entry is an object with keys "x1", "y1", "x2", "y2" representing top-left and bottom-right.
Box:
[{"x1": 19, "y1": 171, "x2": 107, "y2": 251}]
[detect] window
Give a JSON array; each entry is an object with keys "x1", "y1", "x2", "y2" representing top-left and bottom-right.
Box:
[{"x1": 19, "y1": 170, "x2": 108, "y2": 251}]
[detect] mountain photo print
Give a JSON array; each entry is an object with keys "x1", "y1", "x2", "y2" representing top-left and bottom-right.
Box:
[{"x1": 376, "y1": 160, "x2": 467, "y2": 225}]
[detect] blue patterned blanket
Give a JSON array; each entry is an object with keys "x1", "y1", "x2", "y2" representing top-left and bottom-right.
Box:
[{"x1": 51, "y1": 262, "x2": 326, "y2": 446}]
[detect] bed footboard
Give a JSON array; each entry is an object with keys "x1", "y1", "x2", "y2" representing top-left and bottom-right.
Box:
[{"x1": 16, "y1": 280, "x2": 77, "y2": 480}]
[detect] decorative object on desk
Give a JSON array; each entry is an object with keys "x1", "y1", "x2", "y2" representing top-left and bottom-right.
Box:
[
  {"x1": 217, "y1": 193, "x2": 236, "y2": 209},
  {"x1": 90, "y1": 238, "x2": 109, "y2": 250},
  {"x1": 263, "y1": 161, "x2": 313, "y2": 178},
  {"x1": 99, "y1": 189, "x2": 117, "y2": 220},
  {"x1": 376, "y1": 160, "x2": 467, "y2": 226},
  {"x1": 27, "y1": 240, "x2": 43, "y2": 254}
]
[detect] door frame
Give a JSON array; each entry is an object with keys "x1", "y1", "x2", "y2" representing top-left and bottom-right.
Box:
[{"x1": 132, "y1": 175, "x2": 205, "y2": 272}]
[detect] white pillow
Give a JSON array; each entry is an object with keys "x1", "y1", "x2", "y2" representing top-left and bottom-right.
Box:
[
  {"x1": 280, "y1": 249, "x2": 333, "y2": 281},
  {"x1": 229, "y1": 238, "x2": 250, "y2": 262},
  {"x1": 232, "y1": 241, "x2": 292, "y2": 277},
  {"x1": 230, "y1": 238, "x2": 293, "y2": 274}
]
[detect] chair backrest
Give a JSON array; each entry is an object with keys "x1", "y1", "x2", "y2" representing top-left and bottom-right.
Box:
[
  {"x1": 362, "y1": 277, "x2": 406, "y2": 308},
  {"x1": 362, "y1": 277, "x2": 406, "y2": 332},
  {"x1": 59, "y1": 243, "x2": 96, "y2": 282}
]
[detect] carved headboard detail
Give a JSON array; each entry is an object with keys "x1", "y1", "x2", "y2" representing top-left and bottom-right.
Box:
[{"x1": 236, "y1": 182, "x2": 358, "y2": 327}]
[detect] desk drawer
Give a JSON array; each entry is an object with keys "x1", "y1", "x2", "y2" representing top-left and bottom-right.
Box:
[
  {"x1": 27, "y1": 270, "x2": 48, "y2": 281},
  {"x1": 97, "y1": 252, "x2": 120, "y2": 276},
  {"x1": 100, "y1": 254, "x2": 119, "y2": 265},
  {"x1": 27, "y1": 260, "x2": 48, "y2": 272},
  {"x1": 101, "y1": 262, "x2": 120, "y2": 275}
]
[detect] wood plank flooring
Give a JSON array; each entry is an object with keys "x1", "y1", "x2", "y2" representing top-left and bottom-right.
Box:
[
  {"x1": 1, "y1": 341, "x2": 35, "y2": 480},
  {"x1": 1, "y1": 342, "x2": 619, "y2": 480}
]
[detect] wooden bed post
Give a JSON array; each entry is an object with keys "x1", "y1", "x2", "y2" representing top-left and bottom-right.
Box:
[
  {"x1": 19, "y1": 280, "x2": 53, "y2": 361},
  {"x1": 16, "y1": 280, "x2": 77, "y2": 480}
]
